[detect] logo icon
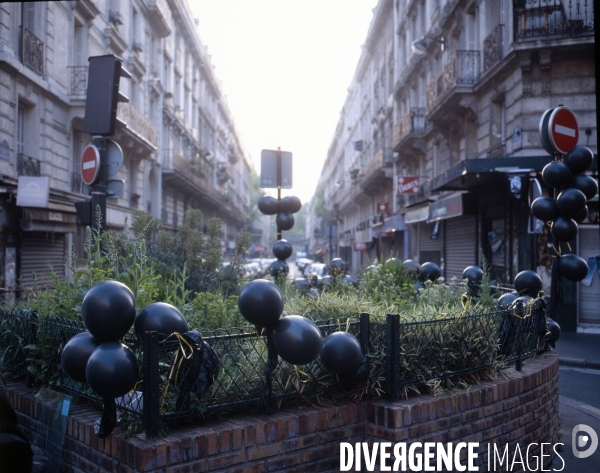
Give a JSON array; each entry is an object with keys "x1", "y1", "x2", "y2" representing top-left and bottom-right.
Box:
[{"x1": 572, "y1": 424, "x2": 598, "y2": 459}]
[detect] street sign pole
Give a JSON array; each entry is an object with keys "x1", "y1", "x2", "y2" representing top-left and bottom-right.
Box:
[{"x1": 276, "y1": 148, "x2": 282, "y2": 241}]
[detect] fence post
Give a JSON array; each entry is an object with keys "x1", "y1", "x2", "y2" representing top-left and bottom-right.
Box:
[
  {"x1": 385, "y1": 314, "x2": 400, "y2": 401},
  {"x1": 143, "y1": 331, "x2": 160, "y2": 438},
  {"x1": 359, "y1": 313, "x2": 370, "y2": 355}
]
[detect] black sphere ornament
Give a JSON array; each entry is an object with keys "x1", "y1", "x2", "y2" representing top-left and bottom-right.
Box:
[
  {"x1": 81, "y1": 280, "x2": 136, "y2": 343},
  {"x1": 271, "y1": 315, "x2": 322, "y2": 365},
  {"x1": 85, "y1": 342, "x2": 139, "y2": 399},
  {"x1": 280, "y1": 196, "x2": 302, "y2": 214},
  {"x1": 570, "y1": 174, "x2": 598, "y2": 201},
  {"x1": 238, "y1": 279, "x2": 284, "y2": 328},
  {"x1": 402, "y1": 259, "x2": 421, "y2": 277},
  {"x1": 573, "y1": 206, "x2": 588, "y2": 224},
  {"x1": 272, "y1": 240, "x2": 293, "y2": 260},
  {"x1": 419, "y1": 262, "x2": 441, "y2": 282},
  {"x1": 564, "y1": 146, "x2": 594, "y2": 174},
  {"x1": 330, "y1": 258, "x2": 346, "y2": 275},
  {"x1": 320, "y1": 332, "x2": 363, "y2": 375},
  {"x1": 497, "y1": 291, "x2": 518, "y2": 308},
  {"x1": 258, "y1": 196, "x2": 280, "y2": 215},
  {"x1": 269, "y1": 259, "x2": 289, "y2": 279},
  {"x1": 558, "y1": 254, "x2": 589, "y2": 282},
  {"x1": 531, "y1": 197, "x2": 559, "y2": 222},
  {"x1": 276, "y1": 212, "x2": 295, "y2": 231},
  {"x1": 556, "y1": 188, "x2": 587, "y2": 217},
  {"x1": 514, "y1": 270, "x2": 543, "y2": 297},
  {"x1": 134, "y1": 302, "x2": 188, "y2": 340},
  {"x1": 542, "y1": 161, "x2": 573, "y2": 188},
  {"x1": 551, "y1": 216, "x2": 578, "y2": 242},
  {"x1": 61, "y1": 332, "x2": 102, "y2": 383}
]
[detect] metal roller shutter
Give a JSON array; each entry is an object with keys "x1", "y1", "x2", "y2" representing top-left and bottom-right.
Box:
[
  {"x1": 20, "y1": 233, "x2": 66, "y2": 289},
  {"x1": 444, "y1": 216, "x2": 477, "y2": 281},
  {"x1": 419, "y1": 221, "x2": 442, "y2": 265}
]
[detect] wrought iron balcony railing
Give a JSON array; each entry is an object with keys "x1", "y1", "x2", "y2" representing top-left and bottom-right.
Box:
[
  {"x1": 393, "y1": 108, "x2": 426, "y2": 148},
  {"x1": 117, "y1": 102, "x2": 157, "y2": 147},
  {"x1": 483, "y1": 24, "x2": 505, "y2": 73},
  {"x1": 69, "y1": 66, "x2": 88, "y2": 97},
  {"x1": 514, "y1": 0, "x2": 594, "y2": 42},
  {"x1": 17, "y1": 154, "x2": 41, "y2": 177},
  {"x1": 19, "y1": 27, "x2": 44, "y2": 77},
  {"x1": 426, "y1": 51, "x2": 480, "y2": 114}
]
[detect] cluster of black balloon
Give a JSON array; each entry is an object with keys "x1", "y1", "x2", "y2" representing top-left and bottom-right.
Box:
[
  {"x1": 61, "y1": 281, "x2": 189, "y2": 437},
  {"x1": 238, "y1": 279, "x2": 368, "y2": 392},
  {"x1": 531, "y1": 145, "x2": 597, "y2": 281},
  {"x1": 257, "y1": 195, "x2": 302, "y2": 278},
  {"x1": 368, "y1": 258, "x2": 441, "y2": 285}
]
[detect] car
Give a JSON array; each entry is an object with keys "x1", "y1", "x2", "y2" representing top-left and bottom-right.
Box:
[
  {"x1": 305, "y1": 262, "x2": 328, "y2": 278},
  {"x1": 295, "y1": 251, "x2": 307, "y2": 264},
  {"x1": 296, "y1": 257, "x2": 313, "y2": 272}
]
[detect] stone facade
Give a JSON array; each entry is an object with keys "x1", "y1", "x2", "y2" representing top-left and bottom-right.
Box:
[{"x1": 0, "y1": 1, "x2": 252, "y2": 294}]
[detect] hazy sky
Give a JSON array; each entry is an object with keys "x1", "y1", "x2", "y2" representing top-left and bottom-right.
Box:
[{"x1": 189, "y1": 0, "x2": 379, "y2": 204}]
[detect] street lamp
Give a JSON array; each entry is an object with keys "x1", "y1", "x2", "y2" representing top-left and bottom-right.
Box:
[{"x1": 411, "y1": 35, "x2": 445, "y2": 55}]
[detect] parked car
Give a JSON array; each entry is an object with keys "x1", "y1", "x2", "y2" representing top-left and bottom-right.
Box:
[
  {"x1": 296, "y1": 257, "x2": 313, "y2": 272},
  {"x1": 304, "y1": 262, "x2": 328, "y2": 278}
]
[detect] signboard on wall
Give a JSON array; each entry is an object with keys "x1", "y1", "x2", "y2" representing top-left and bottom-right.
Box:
[{"x1": 397, "y1": 176, "x2": 420, "y2": 194}]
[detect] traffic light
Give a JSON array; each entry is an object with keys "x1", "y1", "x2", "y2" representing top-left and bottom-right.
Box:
[{"x1": 83, "y1": 55, "x2": 131, "y2": 136}]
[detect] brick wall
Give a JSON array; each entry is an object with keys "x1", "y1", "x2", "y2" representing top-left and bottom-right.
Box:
[{"x1": 2, "y1": 351, "x2": 558, "y2": 473}]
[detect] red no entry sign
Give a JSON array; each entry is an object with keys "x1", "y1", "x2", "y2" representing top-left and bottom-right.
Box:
[
  {"x1": 548, "y1": 106, "x2": 579, "y2": 154},
  {"x1": 81, "y1": 144, "x2": 100, "y2": 185}
]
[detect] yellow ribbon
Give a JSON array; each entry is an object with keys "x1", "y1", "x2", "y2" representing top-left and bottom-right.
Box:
[{"x1": 160, "y1": 332, "x2": 198, "y2": 414}]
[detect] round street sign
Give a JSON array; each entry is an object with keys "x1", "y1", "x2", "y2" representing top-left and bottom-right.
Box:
[
  {"x1": 548, "y1": 106, "x2": 579, "y2": 154},
  {"x1": 106, "y1": 139, "x2": 124, "y2": 177},
  {"x1": 81, "y1": 144, "x2": 100, "y2": 185}
]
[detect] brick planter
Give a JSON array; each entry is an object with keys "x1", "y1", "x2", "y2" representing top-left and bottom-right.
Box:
[{"x1": 2, "y1": 351, "x2": 558, "y2": 473}]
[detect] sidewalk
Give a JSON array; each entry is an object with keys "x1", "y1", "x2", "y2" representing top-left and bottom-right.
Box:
[{"x1": 554, "y1": 331, "x2": 600, "y2": 370}]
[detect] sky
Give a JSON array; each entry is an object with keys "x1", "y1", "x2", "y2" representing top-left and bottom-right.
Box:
[{"x1": 189, "y1": 0, "x2": 379, "y2": 204}]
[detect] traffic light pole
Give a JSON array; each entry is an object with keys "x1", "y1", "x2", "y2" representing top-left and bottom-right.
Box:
[{"x1": 91, "y1": 136, "x2": 108, "y2": 236}]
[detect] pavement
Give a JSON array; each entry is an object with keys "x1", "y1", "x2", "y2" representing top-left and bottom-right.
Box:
[{"x1": 553, "y1": 332, "x2": 600, "y2": 472}]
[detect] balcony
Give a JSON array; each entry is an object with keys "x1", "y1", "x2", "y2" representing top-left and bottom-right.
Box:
[
  {"x1": 68, "y1": 66, "x2": 88, "y2": 97},
  {"x1": 19, "y1": 27, "x2": 44, "y2": 77},
  {"x1": 145, "y1": 0, "x2": 171, "y2": 38},
  {"x1": 360, "y1": 148, "x2": 393, "y2": 194},
  {"x1": 17, "y1": 154, "x2": 41, "y2": 177},
  {"x1": 483, "y1": 24, "x2": 505, "y2": 73},
  {"x1": 514, "y1": 0, "x2": 594, "y2": 42},
  {"x1": 426, "y1": 50, "x2": 480, "y2": 116},
  {"x1": 117, "y1": 102, "x2": 157, "y2": 148},
  {"x1": 393, "y1": 108, "x2": 426, "y2": 150}
]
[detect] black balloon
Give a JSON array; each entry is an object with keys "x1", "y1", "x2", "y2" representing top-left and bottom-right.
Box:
[
  {"x1": 510, "y1": 296, "x2": 533, "y2": 317},
  {"x1": 531, "y1": 197, "x2": 559, "y2": 222},
  {"x1": 366, "y1": 264, "x2": 380, "y2": 273},
  {"x1": 238, "y1": 279, "x2": 284, "y2": 328},
  {"x1": 551, "y1": 216, "x2": 578, "y2": 242},
  {"x1": 330, "y1": 258, "x2": 346, "y2": 275},
  {"x1": 276, "y1": 212, "x2": 295, "y2": 231},
  {"x1": 463, "y1": 266, "x2": 484, "y2": 285},
  {"x1": 81, "y1": 280, "x2": 136, "y2": 343},
  {"x1": 320, "y1": 332, "x2": 363, "y2": 374},
  {"x1": 272, "y1": 240, "x2": 293, "y2": 260},
  {"x1": 546, "y1": 318, "x2": 561, "y2": 343},
  {"x1": 402, "y1": 259, "x2": 421, "y2": 276},
  {"x1": 280, "y1": 196, "x2": 302, "y2": 214},
  {"x1": 292, "y1": 278, "x2": 310, "y2": 293},
  {"x1": 573, "y1": 206, "x2": 588, "y2": 224},
  {"x1": 61, "y1": 332, "x2": 101, "y2": 383},
  {"x1": 419, "y1": 262, "x2": 441, "y2": 282},
  {"x1": 340, "y1": 275, "x2": 357, "y2": 287},
  {"x1": 542, "y1": 161, "x2": 572, "y2": 188},
  {"x1": 514, "y1": 270, "x2": 543, "y2": 297},
  {"x1": 134, "y1": 302, "x2": 188, "y2": 340},
  {"x1": 556, "y1": 188, "x2": 587, "y2": 217},
  {"x1": 558, "y1": 254, "x2": 589, "y2": 282},
  {"x1": 321, "y1": 275, "x2": 333, "y2": 287},
  {"x1": 85, "y1": 342, "x2": 139, "y2": 399},
  {"x1": 269, "y1": 259, "x2": 289, "y2": 278},
  {"x1": 271, "y1": 315, "x2": 322, "y2": 365},
  {"x1": 497, "y1": 291, "x2": 518, "y2": 308},
  {"x1": 564, "y1": 146, "x2": 594, "y2": 174},
  {"x1": 570, "y1": 174, "x2": 598, "y2": 201},
  {"x1": 258, "y1": 196, "x2": 280, "y2": 215}
]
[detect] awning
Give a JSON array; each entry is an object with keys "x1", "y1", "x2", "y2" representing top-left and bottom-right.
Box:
[
  {"x1": 20, "y1": 201, "x2": 77, "y2": 232},
  {"x1": 405, "y1": 205, "x2": 429, "y2": 224},
  {"x1": 383, "y1": 214, "x2": 405, "y2": 233},
  {"x1": 429, "y1": 155, "x2": 598, "y2": 192},
  {"x1": 429, "y1": 192, "x2": 472, "y2": 222}
]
